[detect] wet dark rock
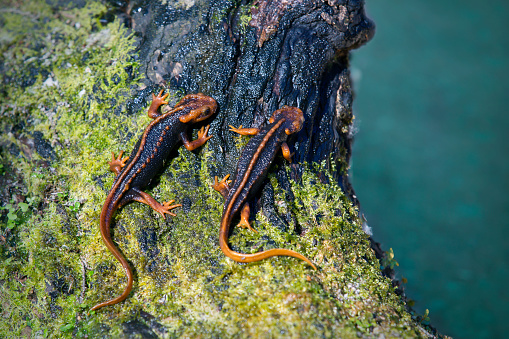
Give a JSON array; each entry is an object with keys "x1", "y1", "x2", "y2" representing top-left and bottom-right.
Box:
[
  {"x1": 138, "y1": 226, "x2": 160, "y2": 260},
  {"x1": 180, "y1": 196, "x2": 192, "y2": 213},
  {"x1": 122, "y1": 319, "x2": 158, "y2": 339},
  {"x1": 139, "y1": 311, "x2": 168, "y2": 337},
  {"x1": 120, "y1": 0, "x2": 374, "y2": 209},
  {"x1": 45, "y1": 267, "x2": 76, "y2": 301},
  {"x1": 8, "y1": 143, "x2": 20, "y2": 157},
  {"x1": 260, "y1": 181, "x2": 288, "y2": 233},
  {"x1": 125, "y1": 84, "x2": 159, "y2": 116},
  {"x1": 32, "y1": 131, "x2": 56, "y2": 160}
]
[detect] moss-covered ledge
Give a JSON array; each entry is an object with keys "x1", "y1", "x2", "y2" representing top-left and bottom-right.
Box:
[{"x1": 0, "y1": 1, "x2": 446, "y2": 338}]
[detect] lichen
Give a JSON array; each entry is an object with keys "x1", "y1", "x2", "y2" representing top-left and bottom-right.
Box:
[{"x1": 0, "y1": 1, "x2": 438, "y2": 338}]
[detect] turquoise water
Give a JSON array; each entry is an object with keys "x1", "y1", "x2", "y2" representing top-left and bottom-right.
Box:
[{"x1": 350, "y1": 1, "x2": 509, "y2": 338}]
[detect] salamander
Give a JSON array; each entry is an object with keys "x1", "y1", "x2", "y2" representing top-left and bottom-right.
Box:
[
  {"x1": 91, "y1": 91, "x2": 217, "y2": 311},
  {"x1": 212, "y1": 106, "x2": 316, "y2": 270}
]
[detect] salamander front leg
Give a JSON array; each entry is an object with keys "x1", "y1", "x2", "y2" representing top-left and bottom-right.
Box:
[
  {"x1": 147, "y1": 90, "x2": 169, "y2": 119},
  {"x1": 108, "y1": 151, "x2": 129, "y2": 175},
  {"x1": 229, "y1": 125, "x2": 260, "y2": 136},
  {"x1": 281, "y1": 142, "x2": 293, "y2": 163},
  {"x1": 181, "y1": 125, "x2": 213, "y2": 151},
  {"x1": 131, "y1": 188, "x2": 181, "y2": 218}
]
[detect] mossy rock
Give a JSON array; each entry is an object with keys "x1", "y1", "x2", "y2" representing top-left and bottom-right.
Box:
[{"x1": 0, "y1": 1, "x2": 446, "y2": 338}]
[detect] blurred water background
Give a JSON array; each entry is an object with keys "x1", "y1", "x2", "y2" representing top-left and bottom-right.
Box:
[{"x1": 350, "y1": 1, "x2": 509, "y2": 338}]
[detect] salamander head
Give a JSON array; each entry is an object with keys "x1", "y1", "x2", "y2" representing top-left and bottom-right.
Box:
[
  {"x1": 177, "y1": 93, "x2": 218, "y2": 123},
  {"x1": 268, "y1": 106, "x2": 305, "y2": 135}
]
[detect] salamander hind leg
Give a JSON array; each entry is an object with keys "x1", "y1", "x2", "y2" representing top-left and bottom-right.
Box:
[
  {"x1": 212, "y1": 174, "x2": 231, "y2": 199},
  {"x1": 237, "y1": 203, "x2": 257, "y2": 233},
  {"x1": 131, "y1": 189, "x2": 181, "y2": 218},
  {"x1": 108, "y1": 151, "x2": 129, "y2": 175}
]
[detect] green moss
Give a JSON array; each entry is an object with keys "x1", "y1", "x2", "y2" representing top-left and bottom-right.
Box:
[
  {"x1": 0, "y1": 1, "x2": 436, "y2": 337},
  {"x1": 237, "y1": 3, "x2": 254, "y2": 35}
]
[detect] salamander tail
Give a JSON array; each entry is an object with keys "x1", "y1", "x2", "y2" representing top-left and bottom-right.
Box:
[
  {"x1": 90, "y1": 206, "x2": 134, "y2": 311},
  {"x1": 219, "y1": 223, "x2": 316, "y2": 270}
]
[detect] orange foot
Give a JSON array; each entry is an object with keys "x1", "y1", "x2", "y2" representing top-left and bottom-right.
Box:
[
  {"x1": 155, "y1": 200, "x2": 182, "y2": 218},
  {"x1": 197, "y1": 125, "x2": 213, "y2": 143},
  {"x1": 183, "y1": 125, "x2": 213, "y2": 151},
  {"x1": 212, "y1": 174, "x2": 231, "y2": 199},
  {"x1": 229, "y1": 125, "x2": 260, "y2": 136},
  {"x1": 236, "y1": 218, "x2": 257, "y2": 233},
  {"x1": 108, "y1": 151, "x2": 129, "y2": 175},
  {"x1": 148, "y1": 90, "x2": 169, "y2": 119},
  {"x1": 237, "y1": 203, "x2": 257, "y2": 233}
]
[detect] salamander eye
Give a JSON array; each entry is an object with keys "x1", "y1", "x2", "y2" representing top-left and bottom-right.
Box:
[{"x1": 196, "y1": 107, "x2": 211, "y2": 121}]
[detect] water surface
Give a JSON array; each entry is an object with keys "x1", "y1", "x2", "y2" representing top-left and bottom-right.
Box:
[{"x1": 351, "y1": 1, "x2": 509, "y2": 337}]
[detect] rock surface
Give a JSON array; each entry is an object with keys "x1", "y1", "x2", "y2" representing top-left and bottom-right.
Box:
[{"x1": 0, "y1": 0, "x2": 446, "y2": 337}]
